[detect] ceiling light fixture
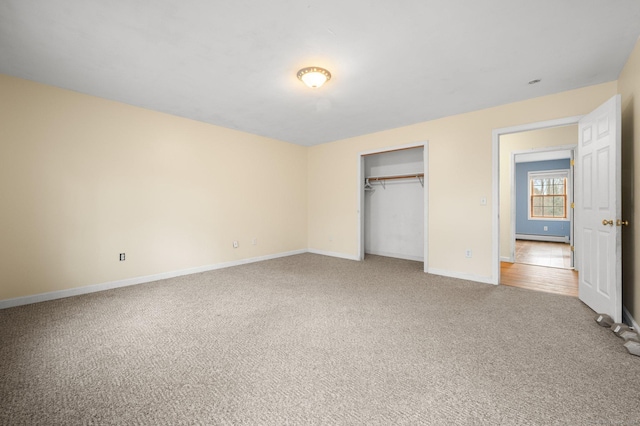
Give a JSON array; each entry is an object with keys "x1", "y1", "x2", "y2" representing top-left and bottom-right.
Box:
[{"x1": 297, "y1": 67, "x2": 331, "y2": 88}]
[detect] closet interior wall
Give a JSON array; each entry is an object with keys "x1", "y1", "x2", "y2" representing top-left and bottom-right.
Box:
[{"x1": 364, "y1": 147, "x2": 425, "y2": 261}]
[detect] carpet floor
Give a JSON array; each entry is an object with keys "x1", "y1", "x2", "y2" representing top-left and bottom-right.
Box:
[{"x1": 1, "y1": 253, "x2": 639, "y2": 425}]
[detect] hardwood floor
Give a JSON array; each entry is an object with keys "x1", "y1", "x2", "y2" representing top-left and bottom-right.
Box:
[
  {"x1": 502, "y1": 240, "x2": 578, "y2": 297},
  {"x1": 500, "y1": 262, "x2": 578, "y2": 297},
  {"x1": 515, "y1": 240, "x2": 572, "y2": 269}
]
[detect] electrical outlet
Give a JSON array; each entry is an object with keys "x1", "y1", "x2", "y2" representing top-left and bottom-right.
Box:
[
  {"x1": 119, "y1": 253, "x2": 125, "y2": 261},
  {"x1": 465, "y1": 249, "x2": 472, "y2": 258},
  {"x1": 233, "y1": 241, "x2": 239, "y2": 248},
  {"x1": 252, "y1": 238, "x2": 257, "y2": 245},
  {"x1": 480, "y1": 197, "x2": 487, "y2": 206},
  {"x1": 543, "y1": 226, "x2": 548, "y2": 231}
]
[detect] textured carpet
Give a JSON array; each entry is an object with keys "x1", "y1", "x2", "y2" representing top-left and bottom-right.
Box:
[{"x1": 1, "y1": 254, "x2": 639, "y2": 425}]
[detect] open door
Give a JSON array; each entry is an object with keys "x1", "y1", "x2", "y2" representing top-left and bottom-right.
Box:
[{"x1": 576, "y1": 95, "x2": 622, "y2": 322}]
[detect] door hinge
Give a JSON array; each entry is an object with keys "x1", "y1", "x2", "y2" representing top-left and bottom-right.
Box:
[
  {"x1": 571, "y1": 246, "x2": 575, "y2": 252},
  {"x1": 571, "y1": 159, "x2": 575, "y2": 166},
  {"x1": 571, "y1": 202, "x2": 575, "y2": 209}
]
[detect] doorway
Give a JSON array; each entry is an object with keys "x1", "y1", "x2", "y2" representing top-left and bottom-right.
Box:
[
  {"x1": 503, "y1": 149, "x2": 579, "y2": 296},
  {"x1": 495, "y1": 120, "x2": 580, "y2": 296},
  {"x1": 509, "y1": 145, "x2": 575, "y2": 271}
]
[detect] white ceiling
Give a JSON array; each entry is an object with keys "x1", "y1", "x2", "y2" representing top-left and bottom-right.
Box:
[{"x1": 1, "y1": 1, "x2": 639, "y2": 146}]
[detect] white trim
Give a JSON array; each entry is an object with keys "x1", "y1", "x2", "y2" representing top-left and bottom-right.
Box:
[
  {"x1": 510, "y1": 151, "x2": 517, "y2": 263},
  {"x1": 423, "y1": 143, "x2": 430, "y2": 273},
  {"x1": 624, "y1": 306, "x2": 639, "y2": 330},
  {"x1": 0, "y1": 249, "x2": 307, "y2": 310},
  {"x1": 500, "y1": 256, "x2": 514, "y2": 263},
  {"x1": 514, "y1": 149, "x2": 573, "y2": 163},
  {"x1": 364, "y1": 250, "x2": 424, "y2": 262},
  {"x1": 525, "y1": 217, "x2": 571, "y2": 222},
  {"x1": 492, "y1": 115, "x2": 583, "y2": 286},
  {"x1": 516, "y1": 234, "x2": 569, "y2": 243},
  {"x1": 358, "y1": 154, "x2": 365, "y2": 261},
  {"x1": 494, "y1": 116, "x2": 583, "y2": 138},
  {"x1": 427, "y1": 268, "x2": 494, "y2": 285},
  {"x1": 570, "y1": 149, "x2": 576, "y2": 271},
  {"x1": 307, "y1": 248, "x2": 360, "y2": 261}
]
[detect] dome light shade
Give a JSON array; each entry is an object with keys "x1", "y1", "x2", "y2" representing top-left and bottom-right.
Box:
[{"x1": 297, "y1": 67, "x2": 331, "y2": 88}]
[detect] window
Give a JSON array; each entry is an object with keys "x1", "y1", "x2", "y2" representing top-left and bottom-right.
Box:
[{"x1": 528, "y1": 170, "x2": 569, "y2": 220}]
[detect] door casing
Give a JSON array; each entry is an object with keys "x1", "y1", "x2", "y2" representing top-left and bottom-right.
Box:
[{"x1": 507, "y1": 145, "x2": 576, "y2": 265}]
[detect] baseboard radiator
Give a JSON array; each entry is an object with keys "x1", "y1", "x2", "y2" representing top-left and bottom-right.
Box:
[{"x1": 515, "y1": 234, "x2": 570, "y2": 243}]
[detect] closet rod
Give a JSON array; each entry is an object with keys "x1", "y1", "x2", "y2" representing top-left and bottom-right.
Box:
[{"x1": 366, "y1": 173, "x2": 424, "y2": 181}]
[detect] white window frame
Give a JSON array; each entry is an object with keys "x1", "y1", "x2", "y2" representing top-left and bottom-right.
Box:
[{"x1": 527, "y1": 169, "x2": 571, "y2": 222}]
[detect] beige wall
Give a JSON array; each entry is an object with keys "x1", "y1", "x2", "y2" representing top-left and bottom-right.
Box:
[
  {"x1": 618, "y1": 38, "x2": 640, "y2": 322},
  {"x1": 0, "y1": 74, "x2": 308, "y2": 301},
  {"x1": 308, "y1": 82, "x2": 617, "y2": 281},
  {"x1": 499, "y1": 125, "x2": 578, "y2": 260}
]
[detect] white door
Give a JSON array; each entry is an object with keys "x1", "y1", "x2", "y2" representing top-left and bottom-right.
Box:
[{"x1": 576, "y1": 95, "x2": 622, "y2": 322}]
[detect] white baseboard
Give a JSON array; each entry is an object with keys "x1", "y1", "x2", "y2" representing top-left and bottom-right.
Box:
[
  {"x1": 364, "y1": 250, "x2": 423, "y2": 262},
  {"x1": 623, "y1": 306, "x2": 639, "y2": 330},
  {"x1": 516, "y1": 234, "x2": 569, "y2": 243},
  {"x1": 0, "y1": 249, "x2": 307, "y2": 310},
  {"x1": 307, "y1": 248, "x2": 360, "y2": 261},
  {"x1": 427, "y1": 268, "x2": 495, "y2": 285},
  {"x1": 500, "y1": 256, "x2": 514, "y2": 263}
]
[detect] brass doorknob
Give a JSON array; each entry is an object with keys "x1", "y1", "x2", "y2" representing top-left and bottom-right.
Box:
[
  {"x1": 602, "y1": 219, "x2": 614, "y2": 226},
  {"x1": 617, "y1": 219, "x2": 629, "y2": 226}
]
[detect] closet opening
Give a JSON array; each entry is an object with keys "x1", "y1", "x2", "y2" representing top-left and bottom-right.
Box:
[{"x1": 358, "y1": 143, "x2": 428, "y2": 272}]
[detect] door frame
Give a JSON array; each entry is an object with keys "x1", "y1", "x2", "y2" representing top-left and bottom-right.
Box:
[
  {"x1": 357, "y1": 141, "x2": 429, "y2": 272},
  {"x1": 492, "y1": 116, "x2": 583, "y2": 284}
]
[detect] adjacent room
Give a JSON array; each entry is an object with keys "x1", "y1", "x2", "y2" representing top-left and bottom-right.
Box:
[
  {"x1": 499, "y1": 125, "x2": 579, "y2": 297},
  {"x1": 2, "y1": 1, "x2": 640, "y2": 424}
]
